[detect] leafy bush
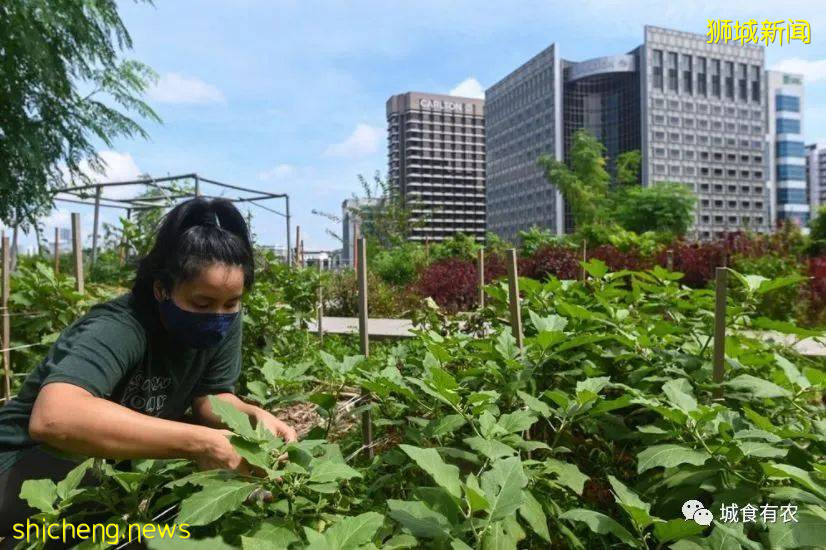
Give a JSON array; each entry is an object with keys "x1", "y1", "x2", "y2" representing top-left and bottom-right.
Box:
[
  {"x1": 371, "y1": 243, "x2": 426, "y2": 286},
  {"x1": 429, "y1": 232, "x2": 481, "y2": 262},
  {"x1": 529, "y1": 245, "x2": 580, "y2": 280},
  {"x1": 414, "y1": 258, "x2": 478, "y2": 312},
  {"x1": 730, "y1": 253, "x2": 805, "y2": 321},
  {"x1": 323, "y1": 268, "x2": 417, "y2": 318}
]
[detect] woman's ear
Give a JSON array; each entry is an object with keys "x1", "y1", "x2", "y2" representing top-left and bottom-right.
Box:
[{"x1": 152, "y1": 280, "x2": 167, "y2": 302}]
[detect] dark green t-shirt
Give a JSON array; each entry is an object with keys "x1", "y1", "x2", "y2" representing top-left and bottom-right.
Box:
[{"x1": 0, "y1": 293, "x2": 242, "y2": 473}]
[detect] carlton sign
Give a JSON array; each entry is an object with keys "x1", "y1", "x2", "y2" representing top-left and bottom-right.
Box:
[{"x1": 419, "y1": 98, "x2": 475, "y2": 112}]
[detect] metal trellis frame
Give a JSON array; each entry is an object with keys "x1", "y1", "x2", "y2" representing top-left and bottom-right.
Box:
[{"x1": 52, "y1": 172, "x2": 292, "y2": 265}]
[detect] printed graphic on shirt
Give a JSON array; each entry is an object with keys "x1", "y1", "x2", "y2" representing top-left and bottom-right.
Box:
[{"x1": 119, "y1": 371, "x2": 172, "y2": 415}]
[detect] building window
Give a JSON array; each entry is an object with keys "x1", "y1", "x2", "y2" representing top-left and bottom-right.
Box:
[
  {"x1": 711, "y1": 59, "x2": 721, "y2": 97},
  {"x1": 751, "y1": 65, "x2": 761, "y2": 103},
  {"x1": 653, "y1": 49, "x2": 664, "y2": 90},
  {"x1": 777, "y1": 164, "x2": 806, "y2": 180},
  {"x1": 776, "y1": 95, "x2": 800, "y2": 112},
  {"x1": 682, "y1": 54, "x2": 693, "y2": 94},
  {"x1": 776, "y1": 141, "x2": 805, "y2": 157},
  {"x1": 776, "y1": 118, "x2": 801, "y2": 134},
  {"x1": 738, "y1": 63, "x2": 748, "y2": 101},
  {"x1": 724, "y1": 61, "x2": 734, "y2": 99},
  {"x1": 667, "y1": 51, "x2": 678, "y2": 92},
  {"x1": 697, "y1": 57, "x2": 707, "y2": 96}
]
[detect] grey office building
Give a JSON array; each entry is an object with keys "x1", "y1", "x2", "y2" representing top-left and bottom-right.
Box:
[
  {"x1": 387, "y1": 92, "x2": 486, "y2": 242},
  {"x1": 806, "y1": 144, "x2": 826, "y2": 215},
  {"x1": 486, "y1": 25, "x2": 772, "y2": 241}
]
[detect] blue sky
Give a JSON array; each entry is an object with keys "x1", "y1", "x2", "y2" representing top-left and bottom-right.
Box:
[{"x1": 22, "y1": 0, "x2": 826, "y2": 252}]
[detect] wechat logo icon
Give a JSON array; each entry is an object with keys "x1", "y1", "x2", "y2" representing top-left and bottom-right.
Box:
[{"x1": 683, "y1": 499, "x2": 714, "y2": 526}]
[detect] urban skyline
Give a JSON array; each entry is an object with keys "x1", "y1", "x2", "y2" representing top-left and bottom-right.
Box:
[{"x1": 11, "y1": 3, "x2": 826, "y2": 252}]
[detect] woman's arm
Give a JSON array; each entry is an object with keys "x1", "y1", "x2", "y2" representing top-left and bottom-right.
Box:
[
  {"x1": 29, "y1": 383, "x2": 245, "y2": 471},
  {"x1": 192, "y1": 393, "x2": 298, "y2": 442}
]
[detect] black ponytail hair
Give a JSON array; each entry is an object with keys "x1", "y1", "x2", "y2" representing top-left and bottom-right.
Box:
[{"x1": 131, "y1": 197, "x2": 254, "y2": 314}]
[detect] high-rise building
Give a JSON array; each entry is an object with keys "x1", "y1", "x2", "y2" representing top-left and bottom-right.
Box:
[
  {"x1": 806, "y1": 143, "x2": 826, "y2": 215},
  {"x1": 486, "y1": 25, "x2": 774, "y2": 241},
  {"x1": 387, "y1": 92, "x2": 486, "y2": 242},
  {"x1": 341, "y1": 197, "x2": 378, "y2": 266},
  {"x1": 767, "y1": 71, "x2": 808, "y2": 227}
]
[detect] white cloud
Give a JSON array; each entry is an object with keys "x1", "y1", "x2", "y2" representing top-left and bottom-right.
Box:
[
  {"x1": 324, "y1": 124, "x2": 382, "y2": 158},
  {"x1": 148, "y1": 73, "x2": 225, "y2": 104},
  {"x1": 770, "y1": 58, "x2": 826, "y2": 83},
  {"x1": 258, "y1": 163, "x2": 296, "y2": 181},
  {"x1": 449, "y1": 77, "x2": 485, "y2": 99}
]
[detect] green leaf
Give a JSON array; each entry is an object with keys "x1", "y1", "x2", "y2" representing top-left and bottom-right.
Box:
[
  {"x1": 56, "y1": 458, "x2": 94, "y2": 500},
  {"x1": 725, "y1": 374, "x2": 792, "y2": 399},
  {"x1": 177, "y1": 480, "x2": 256, "y2": 526},
  {"x1": 559, "y1": 509, "x2": 637, "y2": 547},
  {"x1": 652, "y1": 519, "x2": 707, "y2": 543},
  {"x1": 309, "y1": 459, "x2": 362, "y2": 484},
  {"x1": 464, "y1": 437, "x2": 518, "y2": 461},
  {"x1": 736, "y1": 441, "x2": 788, "y2": 459},
  {"x1": 496, "y1": 410, "x2": 537, "y2": 433},
  {"x1": 481, "y1": 515, "x2": 525, "y2": 550},
  {"x1": 480, "y1": 457, "x2": 528, "y2": 522},
  {"x1": 763, "y1": 463, "x2": 826, "y2": 500},
  {"x1": 636, "y1": 444, "x2": 711, "y2": 474},
  {"x1": 387, "y1": 499, "x2": 451, "y2": 540},
  {"x1": 399, "y1": 445, "x2": 462, "y2": 499},
  {"x1": 662, "y1": 378, "x2": 698, "y2": 413},
  {"x1": 751, "y1": 317, "x2": 823, "y2": 337},
  {"x1": 775, "y1": 354, "x2": 810, "y2": 389},
  {"x1": 309, "y1": 512, "x2": 384, "y2": 550},
  {"x1": 428, "y1": 415, "x2": 467, "y2": 437},
  {"x1": 464, "y1": 473, "x2": 490, "y2": 514},
  {"x1": 19, "y1": 478, "x2": 58, "y2": 513},
  {"x1": 543, "y1": 459, "x2": 588, "y2": 495},
  {"x1": 242, "y1": 523, "x2": 299, "y2": 550},
  {"x1": 518, "y1": 490, "x2": 550, "y2": 542},
  {"x1": 517, "y1": 390, "x2": 552, "y2": 417},
  {"x1": 207, "y1": 396, "x2": 257, "y2": 440},
  {"x1": 528, "y1": 310, "x2": 568, "y2": 333},
  {"x1": 756, "y1": 274, "x2": 805, "y2": 295},
  {"x1": 768, "y1": 508, "x2": 826, "y2": 549},
  {"x1": 146, "y1": 535, "x2": 234, "y2": 549},
  {"x1": 607, "y1": 475, "x2": 653, "y2": 529}
]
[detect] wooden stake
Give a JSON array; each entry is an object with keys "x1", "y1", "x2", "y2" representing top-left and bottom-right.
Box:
[
  {"x1": 713, "y1": 267, "x2": 727, "y2": 392},
  {"x1": 477, "y1": 248, "x2": 485, "y2": 308},
  {"x1": 294, "y1": 225, "x2": 301, "y2": 268},
  {"x1": 506, "y1": 249, "x2": 524, "y2": 350},
  {"x1": 2, "y1": 235, "x2": 10, "y2": 402},
  {"x1": 71, "y1": 213, "x2": 84, "y2": 294},
  {"x1": 356, "y1": 237, "x2": 373, "y2": 458},
  {"x1": 581, "y1": 240, "x2": 587, "y2": 280},
  {"x1": 666, "y1": 249, "x2": 674, "y2": 272},
  {"x1": 317, "y1": 261, "x2": 323, "y2": 345},
  {"x1": 53, "y1": 227, "x2": 60, "y2": 276},
  {"x1": 90, "y1": 185, "x2": 101, "y2": 268}
]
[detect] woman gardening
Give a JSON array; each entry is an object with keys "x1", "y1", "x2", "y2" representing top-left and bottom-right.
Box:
[{"x1": 0, "y1": 198, "x2": 297, "y2": 535}]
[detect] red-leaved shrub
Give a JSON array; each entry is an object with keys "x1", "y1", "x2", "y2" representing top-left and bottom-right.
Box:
[
  {"x1": 530, "y1": 245, "x2": 580, "y2": 281},
  {"x1": 415, "y1": 259, "x2": 478, "y2": 312},
  {"x1": 807, "y1": 256, "x2": 826, "y2": 324},
  {"x1": 591, "y1": 245, "x2": 650, "y2": 272}
]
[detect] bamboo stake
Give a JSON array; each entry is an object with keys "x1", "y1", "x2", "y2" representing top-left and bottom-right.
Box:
[
  {"x1": 71, "y1": 213, "x2": 84, "y2": 294},
  {"x1": 317, "y1": 261, "x2": 323, "y2": 345},
  {"x1": 2, "y1": 235, "x2": 10, "y2": 402},
  {"x1": 666, "y1": 249, "x2": 674, "y2": 271},
  {"x1": 356, "y1": 237, "x2": 373, "y2": 458},
  {"x1": 53, "y1": 227, "x2": 60, "y2": 276},
  {"x1": 713, "y1": 267, "x2": 728, "y2": 394},
  {"x1": 294, "y1": 225, "x2": 301, "y2": 268},
  {"x1": 581, "y1": 240, "x2": 587, "y2": 280},
  {"x1": 506, "y1": 249, "x2": 524, "y2": 350}
]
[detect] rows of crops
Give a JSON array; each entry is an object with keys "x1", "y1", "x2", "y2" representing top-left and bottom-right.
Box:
[{"x1": 8, "y1": 255, "x2": 826, "y2": 550}]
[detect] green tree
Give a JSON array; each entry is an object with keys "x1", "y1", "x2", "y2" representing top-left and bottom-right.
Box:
[
  {"x1": 0, "y1": 0, "x2": 159, "y2": 229},
  {"x1": 807, "y1": 205, "x2": 826, "y2": 255},
  {"x1": 537, "y1": 130, "x2": 610, "y2": 228},
  {"x1": 615, "y1": 150, "x2": 641, "y2": 187},
  {"x1": 313, "y1": 171, "x2": 425, "y2": 250},
  {"x1": 614, "y1": 182, "x2": 696, "y2": 236}
]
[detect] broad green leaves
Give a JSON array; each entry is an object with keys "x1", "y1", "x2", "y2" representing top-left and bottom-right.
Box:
[
  {"x1": 559, "y1": 509, "x2": 637, "y2": 547},
  {"x1": 399, "y1": 445, "x2": 462, "y2": 499},
  {"x1": 177, "y1": 481, "x2": 256, "y2": 526},
  {"x1": 304, "y1": 512, "x2": 385, "y2": 550},
  {"x1": 636, "y1": 444, "x2": 711, "y2": 474}
]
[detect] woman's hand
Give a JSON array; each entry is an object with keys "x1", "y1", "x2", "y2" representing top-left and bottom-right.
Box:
[
  {"x1": 255, "y1": 411, "x2": 298, "y2": 443},
  {"x1": 192, "y1": 428, "x2": 251, "y2": 474}
]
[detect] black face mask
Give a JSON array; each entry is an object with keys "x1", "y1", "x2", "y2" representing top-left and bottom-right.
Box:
[{"x1": 158, "y1": 298, "x2": 239, "y2": 349}]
